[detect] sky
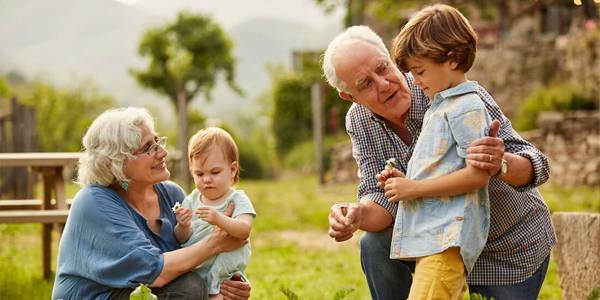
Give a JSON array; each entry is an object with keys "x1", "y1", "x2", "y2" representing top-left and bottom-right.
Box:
[{"x1": 114, "y1": 0, "x2": 345, "y2": 29}]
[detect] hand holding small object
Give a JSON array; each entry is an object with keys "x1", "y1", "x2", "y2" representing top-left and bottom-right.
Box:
[
  {"x1": 174, "y1": 206, "x2": 192, "y2": 227},
  {"x1": 196, "y1": 206, "x2": 222, "y2": 225},
  {"x1": 377, "y1": 158, "x2": 406, "y2": 189}
]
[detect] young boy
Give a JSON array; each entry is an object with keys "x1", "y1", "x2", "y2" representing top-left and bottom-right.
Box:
[
  {"x1": 173, "y1": 127, "x2": 256, "y2": 300},
  {"x1": 380, "y1": 4, "x2": 493, "y2": 299}
]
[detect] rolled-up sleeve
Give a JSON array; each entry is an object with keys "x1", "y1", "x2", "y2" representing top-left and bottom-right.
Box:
[{"x1": 477, "y1": 86, "x2": 551, "y2": 190}]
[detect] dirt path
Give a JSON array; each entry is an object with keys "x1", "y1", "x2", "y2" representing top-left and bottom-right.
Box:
[{"x1": 253, "y1": 229, "x2": 361, "y2": 251}]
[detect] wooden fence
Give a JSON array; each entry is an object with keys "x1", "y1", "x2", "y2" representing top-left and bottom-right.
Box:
[{"x1": 0, "y1": 97, "x2": 37, "y2": 199}]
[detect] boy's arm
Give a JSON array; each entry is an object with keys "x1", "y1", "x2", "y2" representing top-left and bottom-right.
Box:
[
  {"x1": 384, "y1": 163, "x2": 490, "y2": 202},
  {"x1": 215, "y1": 214, "x2": 253, "y2": 240}
]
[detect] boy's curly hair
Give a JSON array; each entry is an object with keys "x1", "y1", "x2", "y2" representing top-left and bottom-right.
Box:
[{"x1": 392, "y1": 4, "x2": 478, "y2": 73}]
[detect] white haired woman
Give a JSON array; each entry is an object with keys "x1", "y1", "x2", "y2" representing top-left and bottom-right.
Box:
[{"x1": 52, "y1": 107, "x2": 251, "y2": 300}]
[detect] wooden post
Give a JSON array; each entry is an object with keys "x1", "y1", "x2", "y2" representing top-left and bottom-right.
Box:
[
  {"x1": 9, "y1": 97, "x2": 36, "y2": 199},
  {"x1": 177, "y1": 91, "x2": 190, "y2": 188},
  {"x1": 311, "y1": 83, "x2": 325, "y2": 184},
  {"x1": 41, "y1": 168, "x2": 54, "y2": 280}
]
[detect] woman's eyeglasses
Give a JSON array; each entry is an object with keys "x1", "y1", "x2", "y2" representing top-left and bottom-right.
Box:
[{"x1": 137, "y1": 136, "x2": 167, "y2": 156}]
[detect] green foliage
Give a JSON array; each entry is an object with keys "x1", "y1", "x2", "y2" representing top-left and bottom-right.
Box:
[
  {"x1": 588, "y1": 287, "x2": 600, "y2": 300},
  {"x1": 270, "y1": 71, "x2": 349, "y2": 158},
  {"x1": 238, "y1": 138, "x2": 274, "y2": 179},
  {"x1": 18, "y1": 80, "x2": 114, "y2": 152},
  {"x1": 469, "y1": 293, "x2": 494, "y2": 300},
  {"x1": 130, "y1": 284, "x2": 157, "y2": 300},
  {"x1": 272, "y1": 74, "x2": 313, "y2": 156},
  {"x1": 282, "y1": 135, "x2": 347, "y2": 173},
  {"x1": 514, "y1": 84, "x2": 597, "y2": 131},
  {"x1": 0, "y1": 75, "x2": 9, "y2": 97},
  {"x1": 131, "y1": 12, "x2": 240, "y2": 107},
  {"x1": 0, "y1": 224, "x2": 54, "y2": 299},
  {"x1": 131, "y1": 12, "x2": 241, "y2": 175},
  {"x1": 281, "y1": 287, "x2": 300, "y2": 300},
  {"x1": 540, "y1": 184, "x2": 600, "y2": 213},
  {"x1": 334, "y1": 288, "x2": 356, "y2": 299}
]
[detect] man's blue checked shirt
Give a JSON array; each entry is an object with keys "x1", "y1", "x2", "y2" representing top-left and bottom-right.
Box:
[{"x1": 346, "y1": 73, "x2": 556, "y2": 285}]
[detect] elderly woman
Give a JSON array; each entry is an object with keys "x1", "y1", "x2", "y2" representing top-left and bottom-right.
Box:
[{"x1": 52, "y1": 107, "x2": 251, "y2": 300}]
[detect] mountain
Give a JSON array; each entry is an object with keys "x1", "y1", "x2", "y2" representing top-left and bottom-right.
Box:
[{"x1": 0, "y1": 0, "x2": 342, "y2": 125}]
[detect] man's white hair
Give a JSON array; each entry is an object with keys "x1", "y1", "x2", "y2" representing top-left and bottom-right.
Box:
[
  {"x1": 322, "y1": 25, "x2": 391, "y2": 93},
  {"x1": 77, "y1": 107, "x2": 155, "y2": 186}
]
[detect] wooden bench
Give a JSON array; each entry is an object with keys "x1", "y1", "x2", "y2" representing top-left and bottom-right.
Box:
[
  {"x1": 0, "y1": 199, "x2": 73, "y2": 210},
  {"x1": 0, "y1": 209, "x2": 70, "y2": 281},
  {"x1": 0, "y1": 209, "x2": 69, "y2": 223},
  {"x1": 0, "y1": 152, "x2": 80, "y2": 280}
]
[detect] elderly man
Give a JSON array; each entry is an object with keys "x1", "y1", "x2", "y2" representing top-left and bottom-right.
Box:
[{"x1": 322, "y1": 25, "x2": 555, "y2": 300}]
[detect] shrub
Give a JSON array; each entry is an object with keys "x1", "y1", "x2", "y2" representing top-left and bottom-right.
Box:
[{"x1": 514, "y1": 84, "x2": 597, "y2": 131}]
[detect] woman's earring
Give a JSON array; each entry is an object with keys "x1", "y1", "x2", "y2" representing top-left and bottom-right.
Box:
[{"x1": 120, "y1": 181, "x2": 129, "y2": 191}]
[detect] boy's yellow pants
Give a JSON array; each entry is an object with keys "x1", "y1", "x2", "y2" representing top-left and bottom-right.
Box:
[{"x1": 408, "y1": 247, "x2": 467, "y2": 300}]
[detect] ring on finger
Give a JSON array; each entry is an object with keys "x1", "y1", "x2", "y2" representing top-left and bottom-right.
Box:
[{"x1": 489, "y1": 154, "x2": 493, "y2": 162}]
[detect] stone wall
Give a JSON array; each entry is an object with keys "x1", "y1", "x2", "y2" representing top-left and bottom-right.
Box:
[
  {"x1": 551, "y1": 212, "x2": 600, "y2": 300},
  {"x1": 328, "y1": 141, "x2": 358, "y2": 184},
  {"x1": 522, "y1": 110, "x2": 600, "y2": 186}
]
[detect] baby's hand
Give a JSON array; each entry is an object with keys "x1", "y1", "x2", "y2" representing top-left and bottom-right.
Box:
[
  {"x1": 174, "y1": 206, "x2": 192, "y2": 227},
  {"x1": 196, "y1": 207, "x2": 222, "y2": 226}
]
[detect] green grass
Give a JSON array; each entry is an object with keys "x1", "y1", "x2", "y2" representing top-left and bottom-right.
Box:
[
  {"x1": 0, "y1": 224, "x2": 57, "y2": 299},
  {"x1": 1, "y1": 177, "x2": 598, "y2": 299}
]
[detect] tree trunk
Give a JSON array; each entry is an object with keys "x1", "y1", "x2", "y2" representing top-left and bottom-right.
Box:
[{"x1": 177, "y1": 90, "x2": 190, "y2": 189}]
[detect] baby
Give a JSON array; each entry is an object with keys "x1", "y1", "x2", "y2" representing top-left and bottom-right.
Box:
[{"x1": 173, "y1": 127, "x2": 256, "y2": 299}]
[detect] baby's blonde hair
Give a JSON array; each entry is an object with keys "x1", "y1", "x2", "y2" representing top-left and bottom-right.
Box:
[
  {"x1": 188, "y1": 127, "x2": 240, "y2": 183},
  {"x1": 392, "y1": 4, "x2": 477, "y2": 73}
]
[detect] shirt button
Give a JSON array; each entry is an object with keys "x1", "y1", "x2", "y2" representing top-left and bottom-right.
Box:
[{"x1": 455, "y1": 216, "x2": 464, "y2": 221}]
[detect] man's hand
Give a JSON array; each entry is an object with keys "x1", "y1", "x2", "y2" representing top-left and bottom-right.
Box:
[
  {"x1": 383, "y1": 177, "x2": 418, "y2": 202},
  {"x1": 196, "y1": 207, "x2": 223, "y2": 226},
  {"x1": 328, "y1": 203, "x2": 362, "y2": 242},
  {"x1": 174, "y1": 207, "x2": 192, "y2": 227},
  {"x1": 467, "y1": 119, "x2": 504, "y2": 176}
]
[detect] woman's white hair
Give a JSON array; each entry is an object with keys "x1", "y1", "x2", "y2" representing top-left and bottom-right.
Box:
[
  {"x1": 77, "y1": 107, "x2": 154, "y2": 186},
  {"x1": 322, "y1": 25, "x2": 391, "y2": 93}
]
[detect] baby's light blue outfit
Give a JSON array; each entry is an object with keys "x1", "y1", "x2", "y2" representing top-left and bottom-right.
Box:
[
  {"x1": 181, "y1": 189, "x2": 256, "y2": 295},
  {"x1": 390, "y1": 81, "x2": 492, "y2": 273}
]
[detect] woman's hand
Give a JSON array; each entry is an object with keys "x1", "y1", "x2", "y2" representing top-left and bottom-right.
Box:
[
  {"x1": 220, "y1": 275, "x2": 251, "y2": 300},
  {"x1": 174, "y1": 207, "x2": 192, "y2": 227}
]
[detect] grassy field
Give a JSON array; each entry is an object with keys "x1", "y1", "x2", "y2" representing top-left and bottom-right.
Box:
[{"x1": 0, "y1": 176, "x2": 598, "y2": 299}]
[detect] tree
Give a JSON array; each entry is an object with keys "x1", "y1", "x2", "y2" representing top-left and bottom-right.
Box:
[
  {"x1": 131, "y1": 12, "x2": 241, "y2": 185},
  {"x1": 19, "y1": 80, "x2": 114, "y2": 152}
]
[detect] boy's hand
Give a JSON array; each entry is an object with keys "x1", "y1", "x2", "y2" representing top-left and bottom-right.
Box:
[
  {"x1": 174, "y1": 207, "x2": 192, "y2": 227},
  {"x1": 384, "y1": 177, "x2": 418, "y2": 202},
  {"x1": 376, "y1": 167, "x2": 406, "y2": 189},
  {"x1": 196, "y1": 207, "x2": 223, "y2": 226}
]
